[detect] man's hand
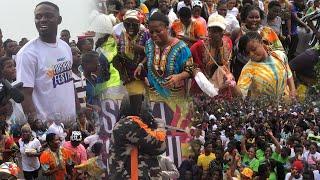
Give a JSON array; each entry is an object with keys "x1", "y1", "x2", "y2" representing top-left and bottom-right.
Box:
[
  {"x1": 134, "y1": 66, "x2": 142, "y2": 79},
  {"x1": 21, "y1": 87, "x2": 37, "y2": 124}
]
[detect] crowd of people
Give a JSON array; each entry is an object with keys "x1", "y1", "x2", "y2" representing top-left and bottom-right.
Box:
[
  {"x1": 0, "y1": 0, "x2": 319, "y2": 179},
  {"x1": 184, "y1": 95, "x2": 319, "y2": 179}
]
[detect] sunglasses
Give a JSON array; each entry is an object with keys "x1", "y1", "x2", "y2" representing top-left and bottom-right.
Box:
[{"x1": 124, "y1": 22, "x2": 140, "y2": 28}]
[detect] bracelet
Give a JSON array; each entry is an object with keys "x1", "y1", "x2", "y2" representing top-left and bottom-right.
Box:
[{"x1": 138, "y1": 63, "x2": 144, "y2": 68}]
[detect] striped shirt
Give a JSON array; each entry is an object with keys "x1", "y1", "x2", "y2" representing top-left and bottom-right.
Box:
[
  {"x1": 72, "y1": 72, "x2": 86, "y2": 108},
  {"x1": 237, "y1": 51, "x2": 292, "y2": 98}
]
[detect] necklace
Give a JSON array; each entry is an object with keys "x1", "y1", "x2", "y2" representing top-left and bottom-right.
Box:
[
  {"x1": 49, "y1": 148, "x2": 63, "y2": 167},
  {"x1": 123, "y1": 31, "x2": 138, "y2": 59},
  {"x1": 153, "y1": 38, "x2": 178, "y2": 77}
]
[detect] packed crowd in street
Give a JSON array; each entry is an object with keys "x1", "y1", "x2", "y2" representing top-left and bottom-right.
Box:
[{"x1": 0, "y1": 0, "x2": 320, "y2": 179}]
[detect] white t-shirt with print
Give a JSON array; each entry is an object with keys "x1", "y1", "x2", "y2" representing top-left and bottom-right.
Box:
[
  {"x1": 19, "y1": 137, "x2": 41, "y2": 172},
  {"x1": 16, "y1": 38, "x2": 76, "y2": 122}
]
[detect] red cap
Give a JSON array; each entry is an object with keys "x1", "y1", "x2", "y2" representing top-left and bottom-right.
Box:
[{"x1": 292, "y1": 160, "x2": 304, "y2": 171}]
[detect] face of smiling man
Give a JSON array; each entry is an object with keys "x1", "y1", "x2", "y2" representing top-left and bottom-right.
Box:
[{"x1": 34, "y1": 3, "x2": 62, "y2": 43}]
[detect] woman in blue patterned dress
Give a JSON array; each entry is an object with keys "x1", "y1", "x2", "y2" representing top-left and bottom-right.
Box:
[{"x1": 135, "y1": 12, "x2": 194, "y2": 99}]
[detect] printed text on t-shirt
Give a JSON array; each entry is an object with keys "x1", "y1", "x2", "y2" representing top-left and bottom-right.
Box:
[{"x1": 52, "y1": 60, "x2": 73, "y2": 88}]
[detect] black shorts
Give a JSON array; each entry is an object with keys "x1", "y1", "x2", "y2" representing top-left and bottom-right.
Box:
[{"x1": 23, "y1": 168, "x2": 40, "y2": 180}]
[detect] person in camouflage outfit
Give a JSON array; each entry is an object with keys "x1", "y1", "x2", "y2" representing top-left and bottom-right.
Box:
[{"x1": 108, "y1": 94, "x2": 167, "y2": 180}]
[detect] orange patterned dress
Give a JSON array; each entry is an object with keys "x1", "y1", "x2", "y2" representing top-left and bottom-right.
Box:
[{"x1": 40, "y1": 147, "x2": 73, "y2": 180}]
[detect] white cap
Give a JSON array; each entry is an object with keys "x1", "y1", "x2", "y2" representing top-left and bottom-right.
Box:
[
  {"x1": 209, "y1": 114, "x2": 217, "y2": 121},
  {"x1": 207, "y1": 14, "x2": 226, "y2": 30},
  {"x1": 192, "y1": 0, "x2": 203, "y2": 8},
  {"x1": 124, "y1": 9, "x2": 140, "y2": 21},
  {"x1": 88, "y1": 13, "x2": 113, "y2": 35},
  {"x1": 70, "y1": 131, "x2": 82, "y2": 141}
]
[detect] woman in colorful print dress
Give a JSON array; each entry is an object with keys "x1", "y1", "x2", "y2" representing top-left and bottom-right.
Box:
[
  {"x1": 190, "y1": 14, "x2": 234, "y2": 99},
  {"x1": 135, "y1": 12, "x2": 194, "y2": 99},
  {"x1": 234, "y1": 32, "x2": 295, "y2": 100}
]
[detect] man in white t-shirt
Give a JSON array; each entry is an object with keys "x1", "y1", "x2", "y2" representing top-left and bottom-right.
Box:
[
  {"x1": 16, "y1": 2, "x2": 76, "y2": 126},
  {"x1": 19, "y1": 124, "x2": 42, "y2": 180}
]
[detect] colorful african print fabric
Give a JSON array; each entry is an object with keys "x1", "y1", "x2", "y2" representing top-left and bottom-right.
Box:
[
  {"x1": 237, "y1": 50, "x2": 292, "y2": 98},
  {"x1": 39, "y1": 147, "x2": 73, "y2": 180},
  {"x1": 75, "y1": 155, "x2": 106, "y2": 180},
  {"x1": 145, "y1": 38, "x2": 194, "y2": 98},
  {"x1": 190, "y1": 36, "x2": 232, "y2": 79},
  {"x1": 190, "y1": 37, "x2": 233, "y2": 97},
  {"x1": 117, "y1": 29, "x2": 150, "y2": 85},
  {"x1": 242, "y1": 25, "x2": 284, "y2": 52},
  {"x1": 119, "y1": 29, "x2": 150, "y2": 61}
]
